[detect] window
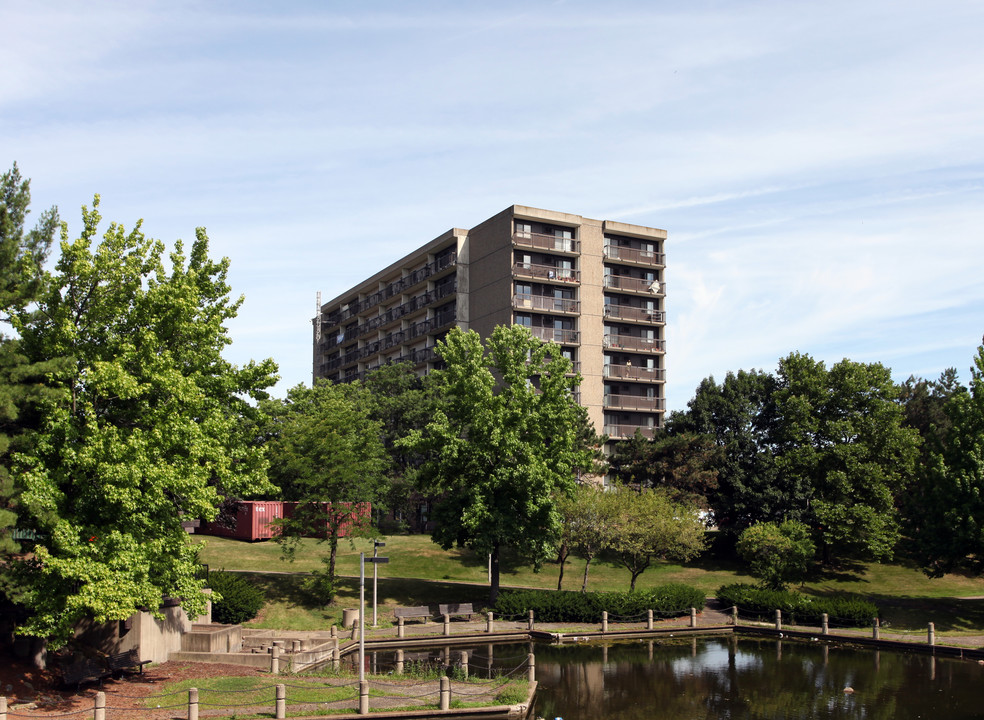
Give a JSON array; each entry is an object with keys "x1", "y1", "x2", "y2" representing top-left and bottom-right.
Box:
[{"x1": 516, "y1": 222, "x2": 532, "y2": 238}]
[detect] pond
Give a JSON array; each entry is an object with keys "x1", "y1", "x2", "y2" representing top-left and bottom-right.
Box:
[{"x1": 347, "y1": 636, "x2": 984, "y2": 720}]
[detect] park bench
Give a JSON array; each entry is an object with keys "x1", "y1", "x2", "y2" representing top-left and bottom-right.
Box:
[
  {"x1": 61, "y1": 658, "x2": 111, "y2": 690},
  {"x1": 394, "y1": 605, "x2": 433, "y2": 623},
  {"x1": 107, "y1": 649, "x2": 152, "y2": 677},
  {"x1": 438, "y1": 602, "x2": 477, "y2": 620}
]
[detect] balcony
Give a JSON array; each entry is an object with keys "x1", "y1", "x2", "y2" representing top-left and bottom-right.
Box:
[
  {"x1": 604, "y1": 245, "x2": 665, "y2": 266},
  {"x1": 604, "y1": 394, "x2": 666, "y2": 411},
  {"x1": 529, "y1": 327, "x2": 579, "y2": 344},
  {"x1": 604, "y1": 364, "x2": 666, "y2": 382},
  {"x1": 603, "y1": 335, "x2": 666, "y2": 352},
  {"x1": 604, "y1": 304, "x2": 665, "y2": 323},
  {"x1": 513, "y1": 294, "x2": 580, "y2": 314},
  {"x1": 513, "y1": 262, "x2": 579, "y2": 283},
  {"x1": 513, "y1": 231, "x2": 579, "y2": 254},
  {"x1": 604, "y1": 424, "x2": 657, "y2": 440},
  {"x1": 604, "y1": 275, "x2": 665, "y2": 294}
]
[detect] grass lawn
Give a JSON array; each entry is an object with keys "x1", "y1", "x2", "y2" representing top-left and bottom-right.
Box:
[{"x1": 196, "y1": 533, "x2": 984, "y2": 634}]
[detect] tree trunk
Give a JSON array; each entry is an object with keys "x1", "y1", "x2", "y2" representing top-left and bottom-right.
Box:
[
  {"x1": 488, "y1": 543, "x2": 501, "y2": 606},
  {"x1": 556, "y1": 543, "x2": 569, "y2": 590},
  {"x1": 581, "y1": 554, "x2": 594, "y2": 593},
  {"x1": 328, "y1": 530, "x2": 339, "y2": 584}
]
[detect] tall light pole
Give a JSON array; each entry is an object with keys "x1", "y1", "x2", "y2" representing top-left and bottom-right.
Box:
[
  {"x1": 373, "y1": 540, "x2": 385, "y2": 627},
  {"x1": 359, "y1": 551, "x2": 388, "y2": 683}
]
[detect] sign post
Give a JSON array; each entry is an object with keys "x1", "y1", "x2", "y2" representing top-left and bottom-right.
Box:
[{"x1": 373, "y1": 540, "x2": 386, "y2": 627}]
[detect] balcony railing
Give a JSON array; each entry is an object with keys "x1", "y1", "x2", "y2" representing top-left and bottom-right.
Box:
[
  {"x1": 604, "y1": 304, "x2": 665, "y2": 323},
  {"x1": 604, "y1": 394, "x2": 666, "y2": 411},
  {"x1": 513, "y1": 231, "x2": 579, "y2": 254},
  {"x1": 604, "y1": 424, "x2": 657, "y2": 440},
  {"x1": 604, "y1": 364, "x2": 666, "y2": 382},
  {"x1": 513, "y1": 263, "x2": 580, "y2": 283},
  {"x1": 321, "y1": 250, "x2": 457, "y2": 327},
  {"x1": 603, "y1": 245, "x2": 665, "y2": 266},
  {"x1": 513, "y1": 294, "x2": 580, "y2": 314},
  {"x1": 603, "y1": 335, "x2": 666, "y2": 352},
  {"x1": 604, "y1": 275, "x2": 665, "y2": 294},
  {"x1": 529, "y1": 327, "x2": 579, "y2": 344}
]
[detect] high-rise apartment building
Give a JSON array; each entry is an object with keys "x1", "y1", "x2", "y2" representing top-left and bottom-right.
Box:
[{"x1": 313, "y1": 205, "x2": 666, "y2": 442}]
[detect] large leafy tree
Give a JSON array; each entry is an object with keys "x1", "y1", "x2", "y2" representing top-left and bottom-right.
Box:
[
  {"x1": 909, "y1": 342, "x2": 984, "y2": 576},
  {"x1": 771, "y1": 353, "x2": 919, "y2": 563},
  {"x1": 265, "y1": 379, "x2": 389, "y2": 602},
  {"x1": 674, "y1": 369, "x2": 785, "y2": 533},
  {"x1": 9, "y1": 196, "x2": 278, "y2": 647},
  {"x1": 608, "y1": 427, "x2": 720, "y2": 508},
  {"x1": 401, "y1": 325, "x2": 595, "y2": 604},
  {"x1": 361, "y1": 362, "x2": 440, "y2": 528}
]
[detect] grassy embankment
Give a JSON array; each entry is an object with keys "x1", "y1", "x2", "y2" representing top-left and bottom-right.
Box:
[{"x1": 198, "y1": 534, "x2": 984, "y2": 635}]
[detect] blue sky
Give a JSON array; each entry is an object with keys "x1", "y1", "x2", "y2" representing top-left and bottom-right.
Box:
[{"x1": 3, "y1": 1, "x2": 983, "y2": 412}]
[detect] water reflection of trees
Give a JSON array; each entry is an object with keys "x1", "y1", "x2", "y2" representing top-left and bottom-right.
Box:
[{"x1": 531, "y1": 637, "x2": 980, "y2": 720}]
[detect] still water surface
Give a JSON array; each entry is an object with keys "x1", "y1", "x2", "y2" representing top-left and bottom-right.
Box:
[{"x1": 356, "y1": 637, "x2": 984, "y2": 720}]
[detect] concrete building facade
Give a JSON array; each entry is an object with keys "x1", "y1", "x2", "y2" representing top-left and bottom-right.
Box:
[{"x1": 313, "y1": 205, "x2": 667, "y2": 441}]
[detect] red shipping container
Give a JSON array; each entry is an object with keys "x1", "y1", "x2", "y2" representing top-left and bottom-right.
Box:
[{"x1": 198, "y1": 500, "x2": 285, "y2": 541}]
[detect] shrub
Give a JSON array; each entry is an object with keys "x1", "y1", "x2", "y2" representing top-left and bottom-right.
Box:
[
  {"x1": 494, "y1": 584, "x2": 704, "y2": 623},
  {"x1": 209, "y1": 571, "x2": 265, "y2": 624},
  {"x1": 717, "y1": 583, "x2": 878, "y2": 626},
  {"x1": 736, "y1": 520, "x2": 815, "y2": 590}
]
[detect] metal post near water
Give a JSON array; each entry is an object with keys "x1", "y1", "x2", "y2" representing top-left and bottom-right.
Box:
[
  {"x1": 528, "y1": 609, "x2": 535, "y2": 631},
  {"x1": 528, "y1": 653, "x2": 536, "y2": 683},
  {"x1": 775, "y1": 609, "x2": 782, "y2": 631},
  {"x1": 397, "y1": 616, "x2": 405, "y2": 638},
  {"x1": 487, "y1": 611, "x2": 495, "y2": 633},
  {"x1": 928, "y1": 622, "x2": 935, "y2": 646},
  {"x1": 443, "y1": 613, "x2": 450, "y2": 636},
  {"x1": 822, "y1": 613, "x2": 829, "y2": 635},
  {"x1": 648, "y1": 609, "x2": 654, "y2": 630},
  {"x1": 396, "y1": 649, "x2": 404, "y2": 675},
  {"x1": 873, "y1": 618, "x2": 880, "y2": 640},
  {"x1": 602, "y1": 611, "x2": 608, "y2": 633},
  {"x1": 690, "y1": 607, "x2": 697, "y2": 628},
  {"x1": 731, "y1": 606, "x2": 738, "y2": 626},
  {"x1": 461, "y1": 650, "x2": 469, "y2": 678}
]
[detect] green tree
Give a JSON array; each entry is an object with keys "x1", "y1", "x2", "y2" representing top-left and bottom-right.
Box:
[
  {"x1": 736, "y1": 520, "x2": 815, "y2": 590},
  {"x1": 400, "y1": 325, "x2": 595, "y2": 604},
  {"x1": 909, "y1": 342, "x2": 984, "y2": 576},
  {"x1": 361, "y1": 362, "x2": 440, "y2": 530},
  {"x1": 771, "y1": 353, "x2": 919, "y2": 563},
  {"x1": 266, "y1": 380, "x2": 389, "y2": 603},
  {"x1": 557, "y1": 484, "x2": 616, "y2": 592},
  {"x1": 674, "y1": 370, "x2": 785, "y2": 532},
  {"x1": 9, "y1": 196, "x2": 278, "y2": 647},
  {"x1": 0, "y1": 164, "x2": 60, "y2": 565},
  {"x1": 607, "y1": 488, "x2": 706, "y2": 591}
]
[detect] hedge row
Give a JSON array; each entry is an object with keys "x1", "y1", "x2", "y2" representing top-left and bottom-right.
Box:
[
  {"x1": 717, "y1": 583, "x2": 878, "y2": 626},
  {"x1": 494, "y1": 584, "x2": 705, "y2": 623}
]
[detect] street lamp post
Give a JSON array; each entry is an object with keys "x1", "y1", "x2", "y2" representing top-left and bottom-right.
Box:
[{"x1": 359, "y1": 551, "x2": 388, "y2": 683}]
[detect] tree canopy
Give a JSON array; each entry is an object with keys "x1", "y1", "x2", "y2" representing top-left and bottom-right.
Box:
[
  {"x1": 400, "y1": 325, "x2": 596, "y2": 603},
  {"x1": 6, "y1": 195, "x2": 278, "y2": 646},
  {"x1": 907, "y1": 343, "x2": 984, "y2": 576},
  {"x1": 264, "y1": 379, "x2": 389, "y2": 603}
]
